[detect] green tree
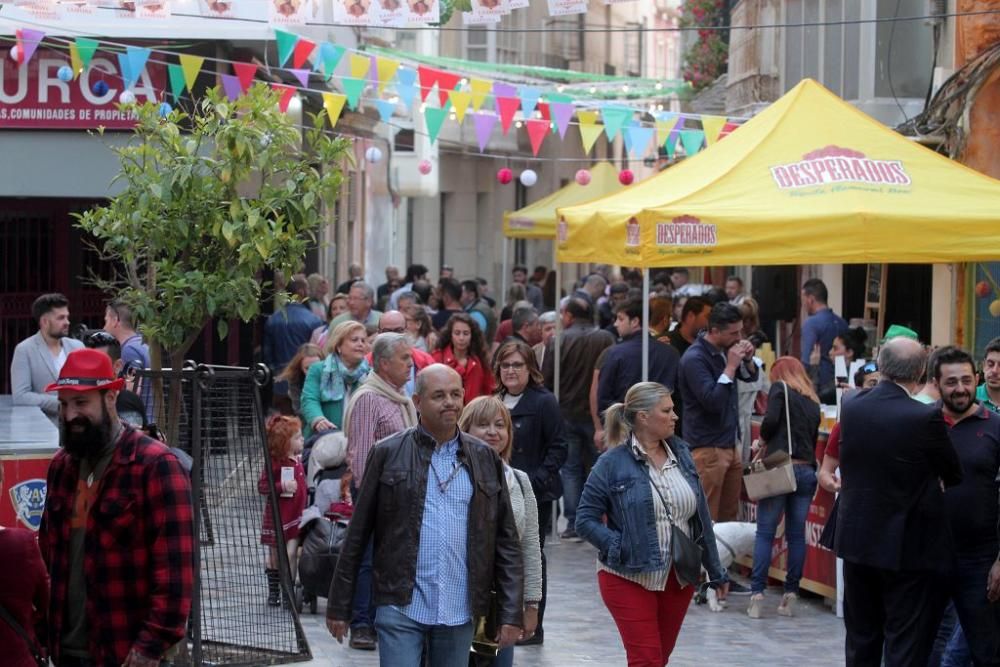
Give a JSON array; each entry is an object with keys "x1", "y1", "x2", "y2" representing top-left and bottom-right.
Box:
[{"x1": 77, "y1": 84, "x2": 351, "y2": 438}]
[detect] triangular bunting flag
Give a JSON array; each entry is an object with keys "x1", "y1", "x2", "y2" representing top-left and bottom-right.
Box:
[
  {"x1": 272, "y1": 83, "x2": 296, "y2": 113},
  {"x1": 322, "y1": 92, "x2": 347, "y2": 128},
  {"x1": 167, "y1": 64, "x2": 186, "y2": 100},
  {"x1": 493, "y1": 82, "x2": 516, "y2": 99},
  {"x1": 525, "y1": 119, "x2": 548, "y2": 157},
  {"x1": 69, "y1": 42, "x2": 83, "y2": 79},
  {"x1": 374, "y1": 98, "x2": 395, "y2": 123},
  {"x1": 220, "y1": 73, "x2": 242, "y2": 101},
  {"x1": 233, "y1": 62, "x2": 257, "y2": 93},
  {"x1": 435, "y1": 71, "x2": 461, "y2": 107},
  {"x1": 473, "y1": 112, "x2": 498, "y2": 152},
  {"x1": 580, "y1": 124, "x2": 604, "y2": 154},
  {"x1": 317, "y1": 43, "x2": 345, "y2": 78},
  {"x1": 395, "y1": 68, "x2": 417, "y2": 109},
  {"x1": 16, "y1": 29, "x2": 44, "y2": 67},
  {"x1": 349, "y1": 53, "x2": 370, "y2": 80},
  {"x1": 622, "y1": 120, "x2": 635, "y2": 153},
  {"x1": 577, "y1": 110, "x2": 599, "y2": 125},
  {"x1": 289, "y1": 69, "x2": 310, "y2": 87},
  {"x1": 179, "y1": 54, "x2": 204, "y2": 92},
  {"x1": 116, "y1": 53, "x2": 134, "y2": 90},
  {"x1": 496, "y1": 97, "x2": 520, "y2": 135},
  {"x1": 701, "y1": 115, "x2": 727, "y2": 146},
  {"x1": 519, "y1": 86, "x2": 541, "y2": 115},
  {"x1": 274, "y1": 29, "x2": 299, "y2": 68},
  {"x1": 292, "y1": 38, "x2": 316, "y2": 70},
  {"x1": 680, "y1": 130, "x2": 705, "y2": 156},
  {"x1": 537, "y1": 102, "x2": 550, "y2": 121},
  {"x1": 448, "y1": 90, "x2": 471, "y2": 124},
  {"x1": 600, "y1": 106, "x2": 632, "y2": 141},
  {"x1": 75, "y1": 37, "x2": 99, "y2": 72},
  {"x1": 665, "y1": 127, "x2": 681, "y2": 158},
  {"x1": 369, "y1": 55, "x2": 379, "y2": 89},
  {"x1": 655, "y1": 113, "x2": 679, "y2": 146},
  {"x1": 470, "y1": 78, "x2": 492, "y2": 111},
  {"x1": 719, "y1": 121, "x2": 740, "y2": 140},
  {"x1": 376, "y1": 58, "x2": 400, "y2": 94},
  {"x1": 625, "y1": 125, "x2": 655, "y2": 158},
  {"x1": 126, "y1": 46, "x2": 151, "y2": 88},
  {"x1": 424, "y1": 106, "x2": 448, "y2": 145},
  {"x1": 551, "y1": 102, "x2": 574, "y2": 139},
  {"x1": 417, "y1": 65, "x2": 438, "y2": 102},
  {"x1": 342, "y1": 77, "x2": 366, "y2": 110}
]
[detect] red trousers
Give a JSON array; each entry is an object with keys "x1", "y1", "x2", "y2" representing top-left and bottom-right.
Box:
[{"x1": 598, "y1": 569, "x2": 695, "y2": 667}]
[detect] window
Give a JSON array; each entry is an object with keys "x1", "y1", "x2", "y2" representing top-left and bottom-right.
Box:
[
  {"x1": 496, "y1": 11, "x2": 526, "y2": 64},
  {"x1": 465, "y1": 27, "x2": 489, "y2": 62},
  {"x1": 624, "y1": 22, "x2": 643, "y2": 77},
  {"x1": 874, "y1": 0, "x2": 933, "y2": 99}
]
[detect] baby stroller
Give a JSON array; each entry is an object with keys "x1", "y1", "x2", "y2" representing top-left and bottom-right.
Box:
[{"x1": 295, "y1": 430, "x2": 351, "y2": 614}]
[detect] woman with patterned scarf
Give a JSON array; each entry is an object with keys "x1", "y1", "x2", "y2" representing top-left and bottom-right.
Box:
[{"x1": 300, "y1": 321, "x2": 371, "y2": 438}]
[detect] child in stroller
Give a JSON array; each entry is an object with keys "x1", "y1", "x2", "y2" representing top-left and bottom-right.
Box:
[{"x1": 296, "y1": 429, "x2": 352, "y2": 613}]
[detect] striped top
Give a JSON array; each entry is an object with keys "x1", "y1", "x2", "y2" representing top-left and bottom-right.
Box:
[{"x1": 598, "y1": 436, "x2": 698, "y2": 591}]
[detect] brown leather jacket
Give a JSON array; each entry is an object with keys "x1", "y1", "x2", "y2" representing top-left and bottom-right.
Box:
[{"x1": 326, "y1": 426, "x2": 524, "y2": 627}]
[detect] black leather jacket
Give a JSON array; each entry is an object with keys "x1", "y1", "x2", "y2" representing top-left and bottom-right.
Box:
[{"x1": 327, "y1": 426, "x2": 524, "y2": 627}]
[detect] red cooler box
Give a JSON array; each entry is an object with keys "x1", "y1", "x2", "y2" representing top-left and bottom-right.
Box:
[{"x1": 0, "y1": 397, "x2": 59, "y2": 531}]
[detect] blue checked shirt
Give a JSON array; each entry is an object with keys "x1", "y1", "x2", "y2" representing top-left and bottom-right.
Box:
[{"x1": 393, "y1": 432, "x2": 473, "y2": 626}]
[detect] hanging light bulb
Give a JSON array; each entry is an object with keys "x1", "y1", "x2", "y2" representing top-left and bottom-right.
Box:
[
  {"x1": 515, "y1": 120, "x2": 523, "y2": 129},
  {"x1": 622, "y1": 84, "x2": 630, "y2": 93},
  {"x1": 655, "y1": 82, "x2": 663, "y2": 90},
  {"x1": 556, "y1": 85, "x2": 565, "y2": 93},
  {"x1": 589, "y1": 86, "x2": 597, "y2": 94}
]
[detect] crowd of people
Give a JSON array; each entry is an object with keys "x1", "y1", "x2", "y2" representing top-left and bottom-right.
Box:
[{"x1": 2, "y1": 262, "x2": 999, "y2": 667}]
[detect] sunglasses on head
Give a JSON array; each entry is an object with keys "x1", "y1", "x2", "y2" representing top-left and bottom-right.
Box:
[
  {"x1": 862, "y1": 362, "x2": 878, "y2": 374},
  {"x1": 84, "y1": 330, "x2": 118, "y2": 348}
]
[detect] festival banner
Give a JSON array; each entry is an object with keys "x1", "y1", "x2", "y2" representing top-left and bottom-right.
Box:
[
  {"x1": 269, "y1": 0, "x2": 310, "y2": 24},
  {"x1": 547, "y1": 0, "x2": 586, "y2": 16},
  {"x1": 407, "y1": 0, "x2": 438, "y2": 23},
  {"x1": 333, "y1": 0, "x2": 372, "y2": 25},
  {"x1": 200, "y1": 0, "x2": 234, "y2": 17}
]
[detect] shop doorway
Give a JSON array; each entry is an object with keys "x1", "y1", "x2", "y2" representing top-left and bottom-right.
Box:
[{"x1": 842, "y1": 264, "x2": 932, "y2": 342}]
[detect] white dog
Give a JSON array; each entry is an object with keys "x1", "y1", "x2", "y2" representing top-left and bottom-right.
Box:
[{"x1": 697, "y1": 521, "x2": 756, "y2": 612}]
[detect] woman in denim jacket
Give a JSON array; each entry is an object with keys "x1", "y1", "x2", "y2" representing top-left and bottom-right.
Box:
[{"x1": 576, "y1": 382, "x2": 729, "y2": 667}]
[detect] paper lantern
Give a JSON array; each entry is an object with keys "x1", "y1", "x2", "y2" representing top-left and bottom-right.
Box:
[
  {"x1": 575, "y1": 169, "x2": 591, "y2": 186},
  {"x1": 57, "y1": 65, "x2": 74, "y2": 82},
  {"x1": 519, "y1": 169, "x2": 537, "y2": 187},
  {"x1": 9, "y1": 45, "x2": 21, "y2": 64},
  {"x1": 418, "y1": 159, "x2": 432, "y2": 175},
  {"x1": 365, "y1": 146, "x2": 383, "y2": 164},
  {"x1": 92, "y1": 80, "x2": 109, "y2": 96},
  {"x1": 976, "y1": 281, "x2": 992, "y2": 299},
  {"x1": 496, "y1": 168, "x2": 513, "y2": 185},
  {"x1": 119, "y1": 90, "x2": 136, "y2": 104},
  {"x1": 619, "y1": 169, "x2": 634, "y2": 185},
  {"x1": 158, "y1": 102, "x2": 173, "y2": 118}
]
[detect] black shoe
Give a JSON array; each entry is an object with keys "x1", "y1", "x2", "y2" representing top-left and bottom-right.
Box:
[
  {"x1": 517, "y1": 633, "x2": 543, "y2": 647},
  {"x1": 265, "y1": 569, "x2": 280, "y2": 607},
  {"x1": 560, "y1": 528, "x2": 582, "y2": 542},
  {"x1": 727, "y1": 581, "x2": 751, "y2": 594},
  {"x1": 349, "y1": 626, "x2": 377, "y2": 651}
]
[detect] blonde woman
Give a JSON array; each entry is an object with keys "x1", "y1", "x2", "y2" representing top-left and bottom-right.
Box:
[
  {"x1": 576, "y1": 382, "x2": 728, "y2": 667},
  {"x1": 300, "y1": 321, "x2": 370, "y2": 438},
  {"x1": 459, "y1": 396, "x2": 542, "y2": 667}
]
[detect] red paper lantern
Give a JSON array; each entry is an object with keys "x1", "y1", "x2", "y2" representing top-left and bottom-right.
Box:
[
  {"x1": 619, "y1": 169, "x2": 634, "y2": 185},
  {"x1": 575, "y1": 169, "x2": 591, "y2": 186},
  {"x1": 418, "y1": 159, "x2": 432, "y2": 175},
  {"x1": 496, "y1": 168, "x2": 513, "y2": 185}
]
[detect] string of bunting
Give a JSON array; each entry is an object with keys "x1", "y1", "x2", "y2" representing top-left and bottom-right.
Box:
[{"x1": 2, "y1": 25, "x2": 743, "y2": 159}]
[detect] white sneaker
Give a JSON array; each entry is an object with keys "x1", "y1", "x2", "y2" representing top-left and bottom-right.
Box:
[
  {"x1": 777, "y1": 592, "x2": 798, "y2": 617},
  {"x1": 747, "y1": 593, "x2": 764, "y2": 619}
]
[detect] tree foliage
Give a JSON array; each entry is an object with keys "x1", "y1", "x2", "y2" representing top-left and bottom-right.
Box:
[
  {"x1": 680, "y1": 0, "x2": 729, "y2": 91},
  {"x1": 78, "y1": 84, "x2": 351, "y2": 366}
]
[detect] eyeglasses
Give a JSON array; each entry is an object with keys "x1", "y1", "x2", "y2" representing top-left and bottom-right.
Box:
[
  {"x1": 379, "y1": 326, "x2": 406, "y2": 334},
  {"x1": 84, "y1": 330, "x2": 118, "y2": 348},
  {"x1": 862, "y1": 362, "x2": 878, "y2": 374},
  {"x1": 500, "y1": 362, "x2": 526, "y2": 371}
]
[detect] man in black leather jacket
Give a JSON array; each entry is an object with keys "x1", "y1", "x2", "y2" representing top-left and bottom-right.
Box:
[{"x1": 326, "y1": 364, "x2": 524, "y2": 666}]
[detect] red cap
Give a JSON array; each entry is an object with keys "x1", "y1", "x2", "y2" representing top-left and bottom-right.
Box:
[{"x1": 45, "y1": 348, "x2": 127, "y2": 393}]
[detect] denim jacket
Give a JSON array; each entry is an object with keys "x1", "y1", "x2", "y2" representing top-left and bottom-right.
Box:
[{"x1": 575, "y1": 435, "x2": 728, "y2": 584}]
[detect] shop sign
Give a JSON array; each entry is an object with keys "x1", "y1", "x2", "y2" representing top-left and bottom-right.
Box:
[
  {"x1": 770, "y1": 145, "x2": 911, "y2": 190},
  {"x1": 0, "y1": 48, "x2": 166, "y2": 129}
]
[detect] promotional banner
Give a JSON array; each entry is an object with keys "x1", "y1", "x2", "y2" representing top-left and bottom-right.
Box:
[{"x1": 0, "y1": 49, "x2": 166, "y2": 129}]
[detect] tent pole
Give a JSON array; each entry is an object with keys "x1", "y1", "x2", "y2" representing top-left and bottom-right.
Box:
[
  {"x1": 553, "y1": 244, "x2": 561, "y2": 402},
  {"x1": 642, "y1": 267, "x2": 650, "y2": 382},
  {"x1": 501, "y1": 236, "x2": 509, "y2": 302}
]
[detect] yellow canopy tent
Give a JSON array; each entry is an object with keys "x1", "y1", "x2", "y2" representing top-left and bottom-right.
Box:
[
  {"x1": 556, "y1": 78, "x2": 1000, "y2": 377},
  {"x1": 556, "y1": 78, "x2": 1000, "y2": 267}
]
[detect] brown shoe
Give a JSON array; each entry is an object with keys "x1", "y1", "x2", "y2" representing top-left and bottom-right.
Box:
[{"x1": 349, "y1": 626, "x2": 377, "y2": 650}]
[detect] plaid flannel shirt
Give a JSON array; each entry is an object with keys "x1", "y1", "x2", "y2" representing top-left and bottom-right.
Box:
[{"x1": 38, "y1": 424, "x2": 194, "y2": 665}]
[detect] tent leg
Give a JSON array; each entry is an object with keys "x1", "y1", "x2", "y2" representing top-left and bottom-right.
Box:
[
  {"x1": 553, "y1": 246, "x2": 561, "y2": 402},
  {"x1": 642, "y1": 267, "x2": 649, "y2": 382},
  {"x1": 501, "y1": 237, "x2": 509, "y2": 303}
]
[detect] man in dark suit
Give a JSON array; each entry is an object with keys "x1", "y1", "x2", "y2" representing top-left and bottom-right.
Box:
[{"x1": 835, "y1": 336, "x2": 963, "y2": 666}]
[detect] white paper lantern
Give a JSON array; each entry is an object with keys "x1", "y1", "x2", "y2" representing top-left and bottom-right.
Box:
[
  {"x1": 365, "y1": 146, "x2": 383, "y2": 164},
  {"x1": 119, "y1": 90, "x2": 136, "y2": 104},
  {"x1": 519, "y1": 169, "x2": 537, "y2": 187}
]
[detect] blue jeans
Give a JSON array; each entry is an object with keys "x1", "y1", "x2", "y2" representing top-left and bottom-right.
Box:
[
  {"x1": 351, "y1": 539, "x2": 375, "y2": 629},
  {"x1": 374, "y1": 605, "x2": 474, "y2": 667},
  {"x1": 941, "y1": 622, "x2": 972, "y2": 667},
  {"x1": 560, "y1": 419, "x2": 595, "y2": 526},
  {"x1": 493, "y1": 645, "x2": 514, "y2": 667},
  {"x1": 750, "y1": 464, "x2": 817, "y2": 595},
  {"x1": 948, "y1": 551, "x2": 1000, "y2": 665}
]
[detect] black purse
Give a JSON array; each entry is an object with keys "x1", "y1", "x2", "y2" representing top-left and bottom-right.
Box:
[{"x1": 647, "y1": 469, "x2": 703, "y2": 588}]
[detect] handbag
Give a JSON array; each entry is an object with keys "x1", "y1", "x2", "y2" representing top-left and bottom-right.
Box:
[
  {"x1": 0, "y1": 601, "x2": 46, "y2": 667},
  {"x1": 646, "y1": 466, "x2": 703, "y2": 589},
  {"x1": 743, "y1": 381, "x2": 798, "y2": 501}
]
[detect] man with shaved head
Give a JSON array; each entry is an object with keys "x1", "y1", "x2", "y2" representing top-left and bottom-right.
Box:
[
  {"x1": 327, "y1": 364, "x2": 524, "y2": 666},
  {"x1": 835, "y1": 337, "x2": 963, "y2": 666}
]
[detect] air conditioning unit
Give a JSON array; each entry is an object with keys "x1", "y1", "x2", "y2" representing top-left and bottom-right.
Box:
[{"x1": 390, "y1": 115, "x2": 439, "y2": 198}]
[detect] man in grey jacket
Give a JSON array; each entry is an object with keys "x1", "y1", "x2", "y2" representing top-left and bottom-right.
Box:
[{"x1": 10, "y1": 293, "x2": 83, "y2": 422}]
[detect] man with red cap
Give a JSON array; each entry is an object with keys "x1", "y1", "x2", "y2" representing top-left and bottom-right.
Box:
[{"x1": 37, "y1": 348, "x2": 194, "y2": 667}]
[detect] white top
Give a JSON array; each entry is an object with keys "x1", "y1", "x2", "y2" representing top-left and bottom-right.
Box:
[
  {"x1": 54, "y1": 347, "x2": 67, "y2": 374},
  {"x1": 598, "y1": 436, "x2": 699, "y2": 591},
  {"x1": 503, "y1": 393, "x2": 522, "y2": 410},
  {"x1": 505, "y1": 465, "x2": 543, "y2": 604}
]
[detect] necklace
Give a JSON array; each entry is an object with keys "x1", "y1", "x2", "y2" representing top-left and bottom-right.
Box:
[{"x1": 430, "y1": 458, "x2": 463, "y2": 494}]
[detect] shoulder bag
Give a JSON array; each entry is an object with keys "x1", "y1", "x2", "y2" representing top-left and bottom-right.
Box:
[
  {"x1": 646, "y1": 462, "x2": 703, "y2": 588},
  {"x1": 0, "y1": 601, "x2": 46, "y2": 667},
  {"x1": 743, "y1": 380, "x2": 798, "y2": 501}
]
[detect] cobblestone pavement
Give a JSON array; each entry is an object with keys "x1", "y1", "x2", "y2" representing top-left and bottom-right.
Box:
[{"x1": 297, "y1": 529, "x2": 847, "y2": 667}]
